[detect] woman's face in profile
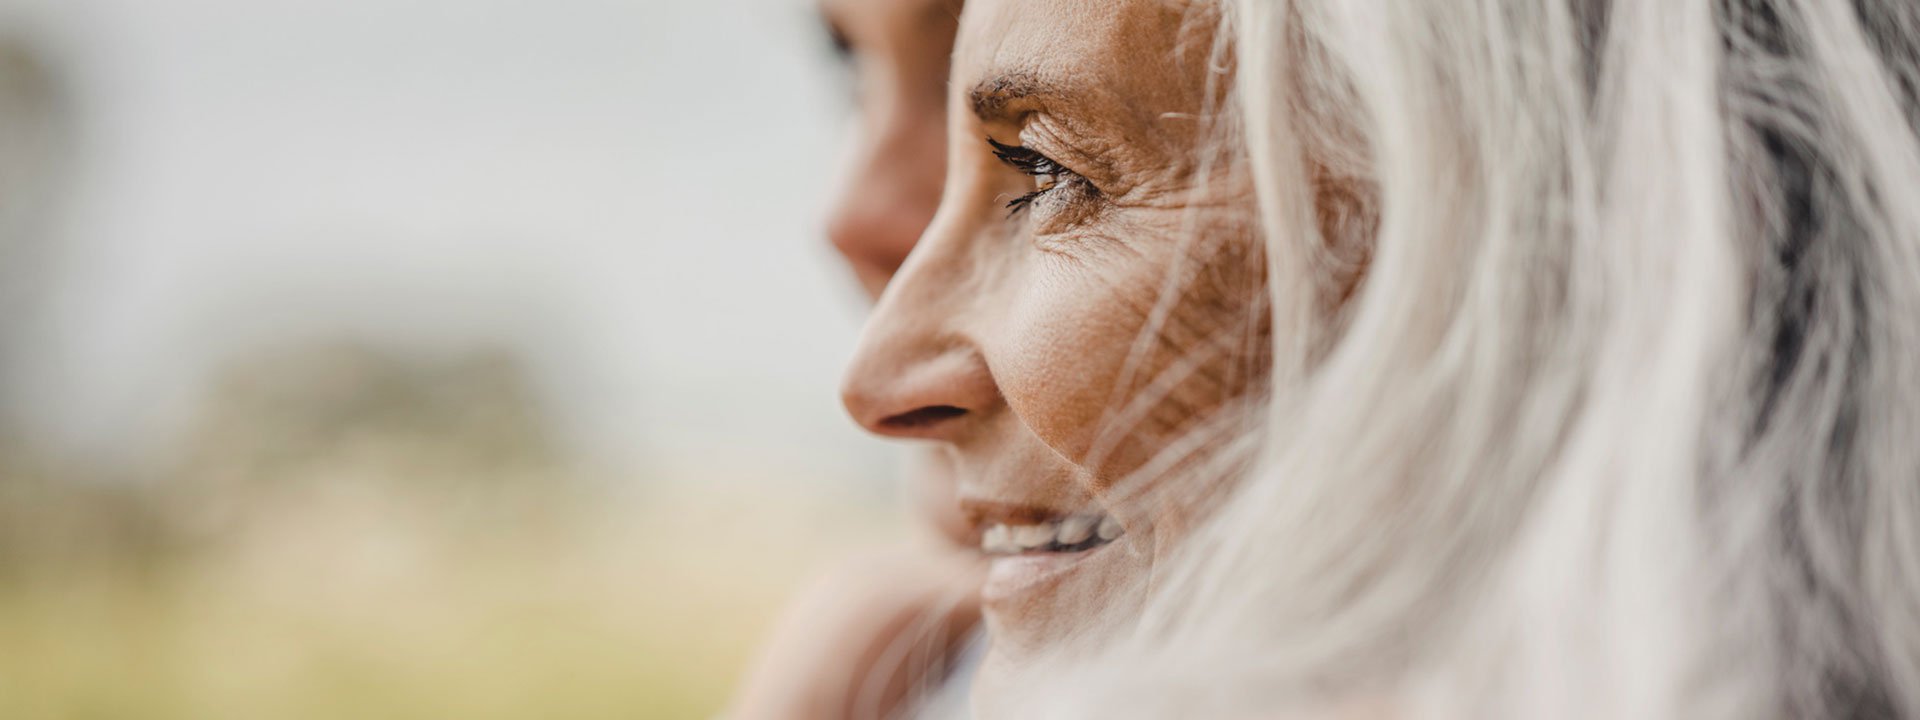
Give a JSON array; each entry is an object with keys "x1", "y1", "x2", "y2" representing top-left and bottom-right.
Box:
[{"x1": 841, "y1": 0, "x2": 1264, "y2": 698}]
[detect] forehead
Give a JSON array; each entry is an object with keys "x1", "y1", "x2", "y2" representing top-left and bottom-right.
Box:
[{"x1": 953, "y1": 0, "x2": 1217, "y2": 131}]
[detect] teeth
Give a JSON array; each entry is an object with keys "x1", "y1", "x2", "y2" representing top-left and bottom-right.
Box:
[
  {"x1": 982, "y1": 524, "x2": 1017, "y2": 554},
  {"x1": 1057, "y1": 516, "x2": 1095, "y2": 545},
  {"x1": 1010, "y1": 524, "x2": 1056, "y2": 549},
  {"x1": 978, "y1": 515, "x2": 1123, "y2": 555}
]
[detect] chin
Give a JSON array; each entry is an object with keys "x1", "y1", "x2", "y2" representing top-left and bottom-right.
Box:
[{"x1": 972, "y1": 524, "x2": 1156, "y2": 685}]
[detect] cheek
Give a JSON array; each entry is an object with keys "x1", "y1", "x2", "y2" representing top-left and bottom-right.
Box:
[
  {"x1": 989, "y1": 222, "x2": 1267, "y2": 481},
  {"x1": 991, "y1": 255, "x2": 1161, "y2": 470}
]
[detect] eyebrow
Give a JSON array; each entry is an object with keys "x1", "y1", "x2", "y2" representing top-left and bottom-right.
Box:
[{"x1": 967, "y1": 71, "x2": 1072, "y2": 123}]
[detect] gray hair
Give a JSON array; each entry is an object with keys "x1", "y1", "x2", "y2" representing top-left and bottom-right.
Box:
[{"x1": 1009, "y1": 1, "x2": 1920, "y2": 718}]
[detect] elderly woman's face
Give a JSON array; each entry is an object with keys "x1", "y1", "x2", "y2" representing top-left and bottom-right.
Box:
[{"x1": 841, "y1": 0, "x2": 1263, "y2": 700}]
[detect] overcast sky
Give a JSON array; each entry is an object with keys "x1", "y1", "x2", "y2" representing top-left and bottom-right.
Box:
[{"x1": 1, "y1": 0, "x2": 893, "y2": 487}]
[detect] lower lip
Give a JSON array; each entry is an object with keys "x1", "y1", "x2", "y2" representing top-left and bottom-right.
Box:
[{"x1": 982, "y1": 543, "x2": 1114, "y2": 605}]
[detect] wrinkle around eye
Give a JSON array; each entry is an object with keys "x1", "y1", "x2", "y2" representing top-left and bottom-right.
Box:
[
  {"x1": 1021, "y1": 114, "x2": 1135, "y2": 197},
  {"x1": 1027, "y1": 209, "x2": 1153, "y2": 266},
  {"x1": 1033, "y1": 232, "x2": 1143, "y2": 265},
  {"x1": 1011, "y1": 178, "x2": 1102, "y2": 232},
  {"x1": 1019, "y1": 105, "x2": 1228, "y2": 210}
]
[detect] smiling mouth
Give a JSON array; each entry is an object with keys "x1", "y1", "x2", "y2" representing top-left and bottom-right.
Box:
[{"x1": 979, "y1": 514, "x2": 1124, "y2": 555}]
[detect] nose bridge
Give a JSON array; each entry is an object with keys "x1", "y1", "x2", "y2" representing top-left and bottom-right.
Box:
[{"x1": 841, "y1": 204, "x2": 999, "y2": 439}]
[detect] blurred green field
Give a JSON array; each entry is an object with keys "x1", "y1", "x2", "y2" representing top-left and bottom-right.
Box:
[
  {"x1": 0, "y1": 488, "x2": 891, "y2": 720},
  {"x1": 0, "y1": 347, "x2": 898, "y2": 720}
]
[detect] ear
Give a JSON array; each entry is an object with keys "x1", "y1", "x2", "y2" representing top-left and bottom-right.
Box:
[{"x1": 1310, "y1": 164, "x2": 1376, "y2": 310}]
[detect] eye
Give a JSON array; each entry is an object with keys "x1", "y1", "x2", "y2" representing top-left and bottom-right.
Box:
[
  {"x1": 821, "y1": 17, "x2": 853, "y2": 63},
  {"x1": 988, "y1": 138, "x2": 1082, "y2": 218}
]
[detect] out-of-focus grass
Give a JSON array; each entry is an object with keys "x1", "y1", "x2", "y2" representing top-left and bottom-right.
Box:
[
  {"x1": 0, "y1": 345, "x2": 897, "y2": 720},
  {"x1": 0, "y1": 486, "x2": 892, "y2": 720}
]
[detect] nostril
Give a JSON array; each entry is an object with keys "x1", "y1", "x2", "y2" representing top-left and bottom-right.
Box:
[
  {"x1": 879, "y1": 405, "x2": 968, "y2": 431},
  {"x1": 842, "y1": 348, "x2": 995, "y2": 439}
]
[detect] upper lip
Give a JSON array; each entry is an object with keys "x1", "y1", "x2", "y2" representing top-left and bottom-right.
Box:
[
  {"x1": 958, "y1": 499, "x2": 1085, "y2": 531},
  {"x1": 952, "y1": 459, "x2": 1113, "y2": 544}
]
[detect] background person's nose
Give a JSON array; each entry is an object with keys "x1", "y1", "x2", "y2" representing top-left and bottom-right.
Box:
[
  {"x1": 826, "y1": 187, "x2": 926, "y2": 298},
  {"x1": 842, "y1": 344, "x2": 998, "y2": 441},
  {"x1": 824, "y1": 109, "x2": 945, "y2": 299}
]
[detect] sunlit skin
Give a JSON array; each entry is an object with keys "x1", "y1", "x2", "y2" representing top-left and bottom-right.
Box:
[
  {"x1": 727, "y1": 0, "x2": 978, "y2": 718},
  {"x1": 840, "y1": 0, "x2": 1265, "y2": 711}
]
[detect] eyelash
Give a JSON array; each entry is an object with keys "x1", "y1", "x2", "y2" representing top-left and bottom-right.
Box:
[{"x1": 988, "y1": 138, "x2": 1077, "y2": 217}]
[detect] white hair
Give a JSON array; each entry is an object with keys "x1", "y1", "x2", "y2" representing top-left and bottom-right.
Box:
[{"x1": 997, "y1": 1, "x2": 1920, "y2": 718}]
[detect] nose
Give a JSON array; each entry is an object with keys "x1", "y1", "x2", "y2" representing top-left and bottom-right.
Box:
[
  {"x1": 826, "y1": 104, "x2": 946, "y2": 299},
  {"x1": 827, "y1": 189, "x2": 927, "y2": 299},
  {"x1": 840, "y1": 219, "x2": 999, "y2": 442},
  {"x1": 842, "y1": 345, "x2": 997, "y2": 440}
]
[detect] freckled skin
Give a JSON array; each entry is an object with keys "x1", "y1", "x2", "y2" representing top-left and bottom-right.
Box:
[{"x1": 840, "y1": 0, "x2": 1267, "y2": 709}]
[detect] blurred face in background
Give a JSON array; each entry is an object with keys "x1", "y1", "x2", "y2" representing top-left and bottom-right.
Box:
[{"x1": 820, "y1": 0, "x2": 961, "y2": 300}]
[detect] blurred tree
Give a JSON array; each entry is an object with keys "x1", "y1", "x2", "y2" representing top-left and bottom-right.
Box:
[
  {"x1": 0, "y1": 32, "x2": 70, "y2": 452},
  {"x1": 177, "y1": 343, "x2": 562, "y2": 490},
  {"x1": 0, "y1": 36, "x2": 64, "y2": 346},
  {"x1": 163, "y1": 343, "x2": 570, "y2": 538}
]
